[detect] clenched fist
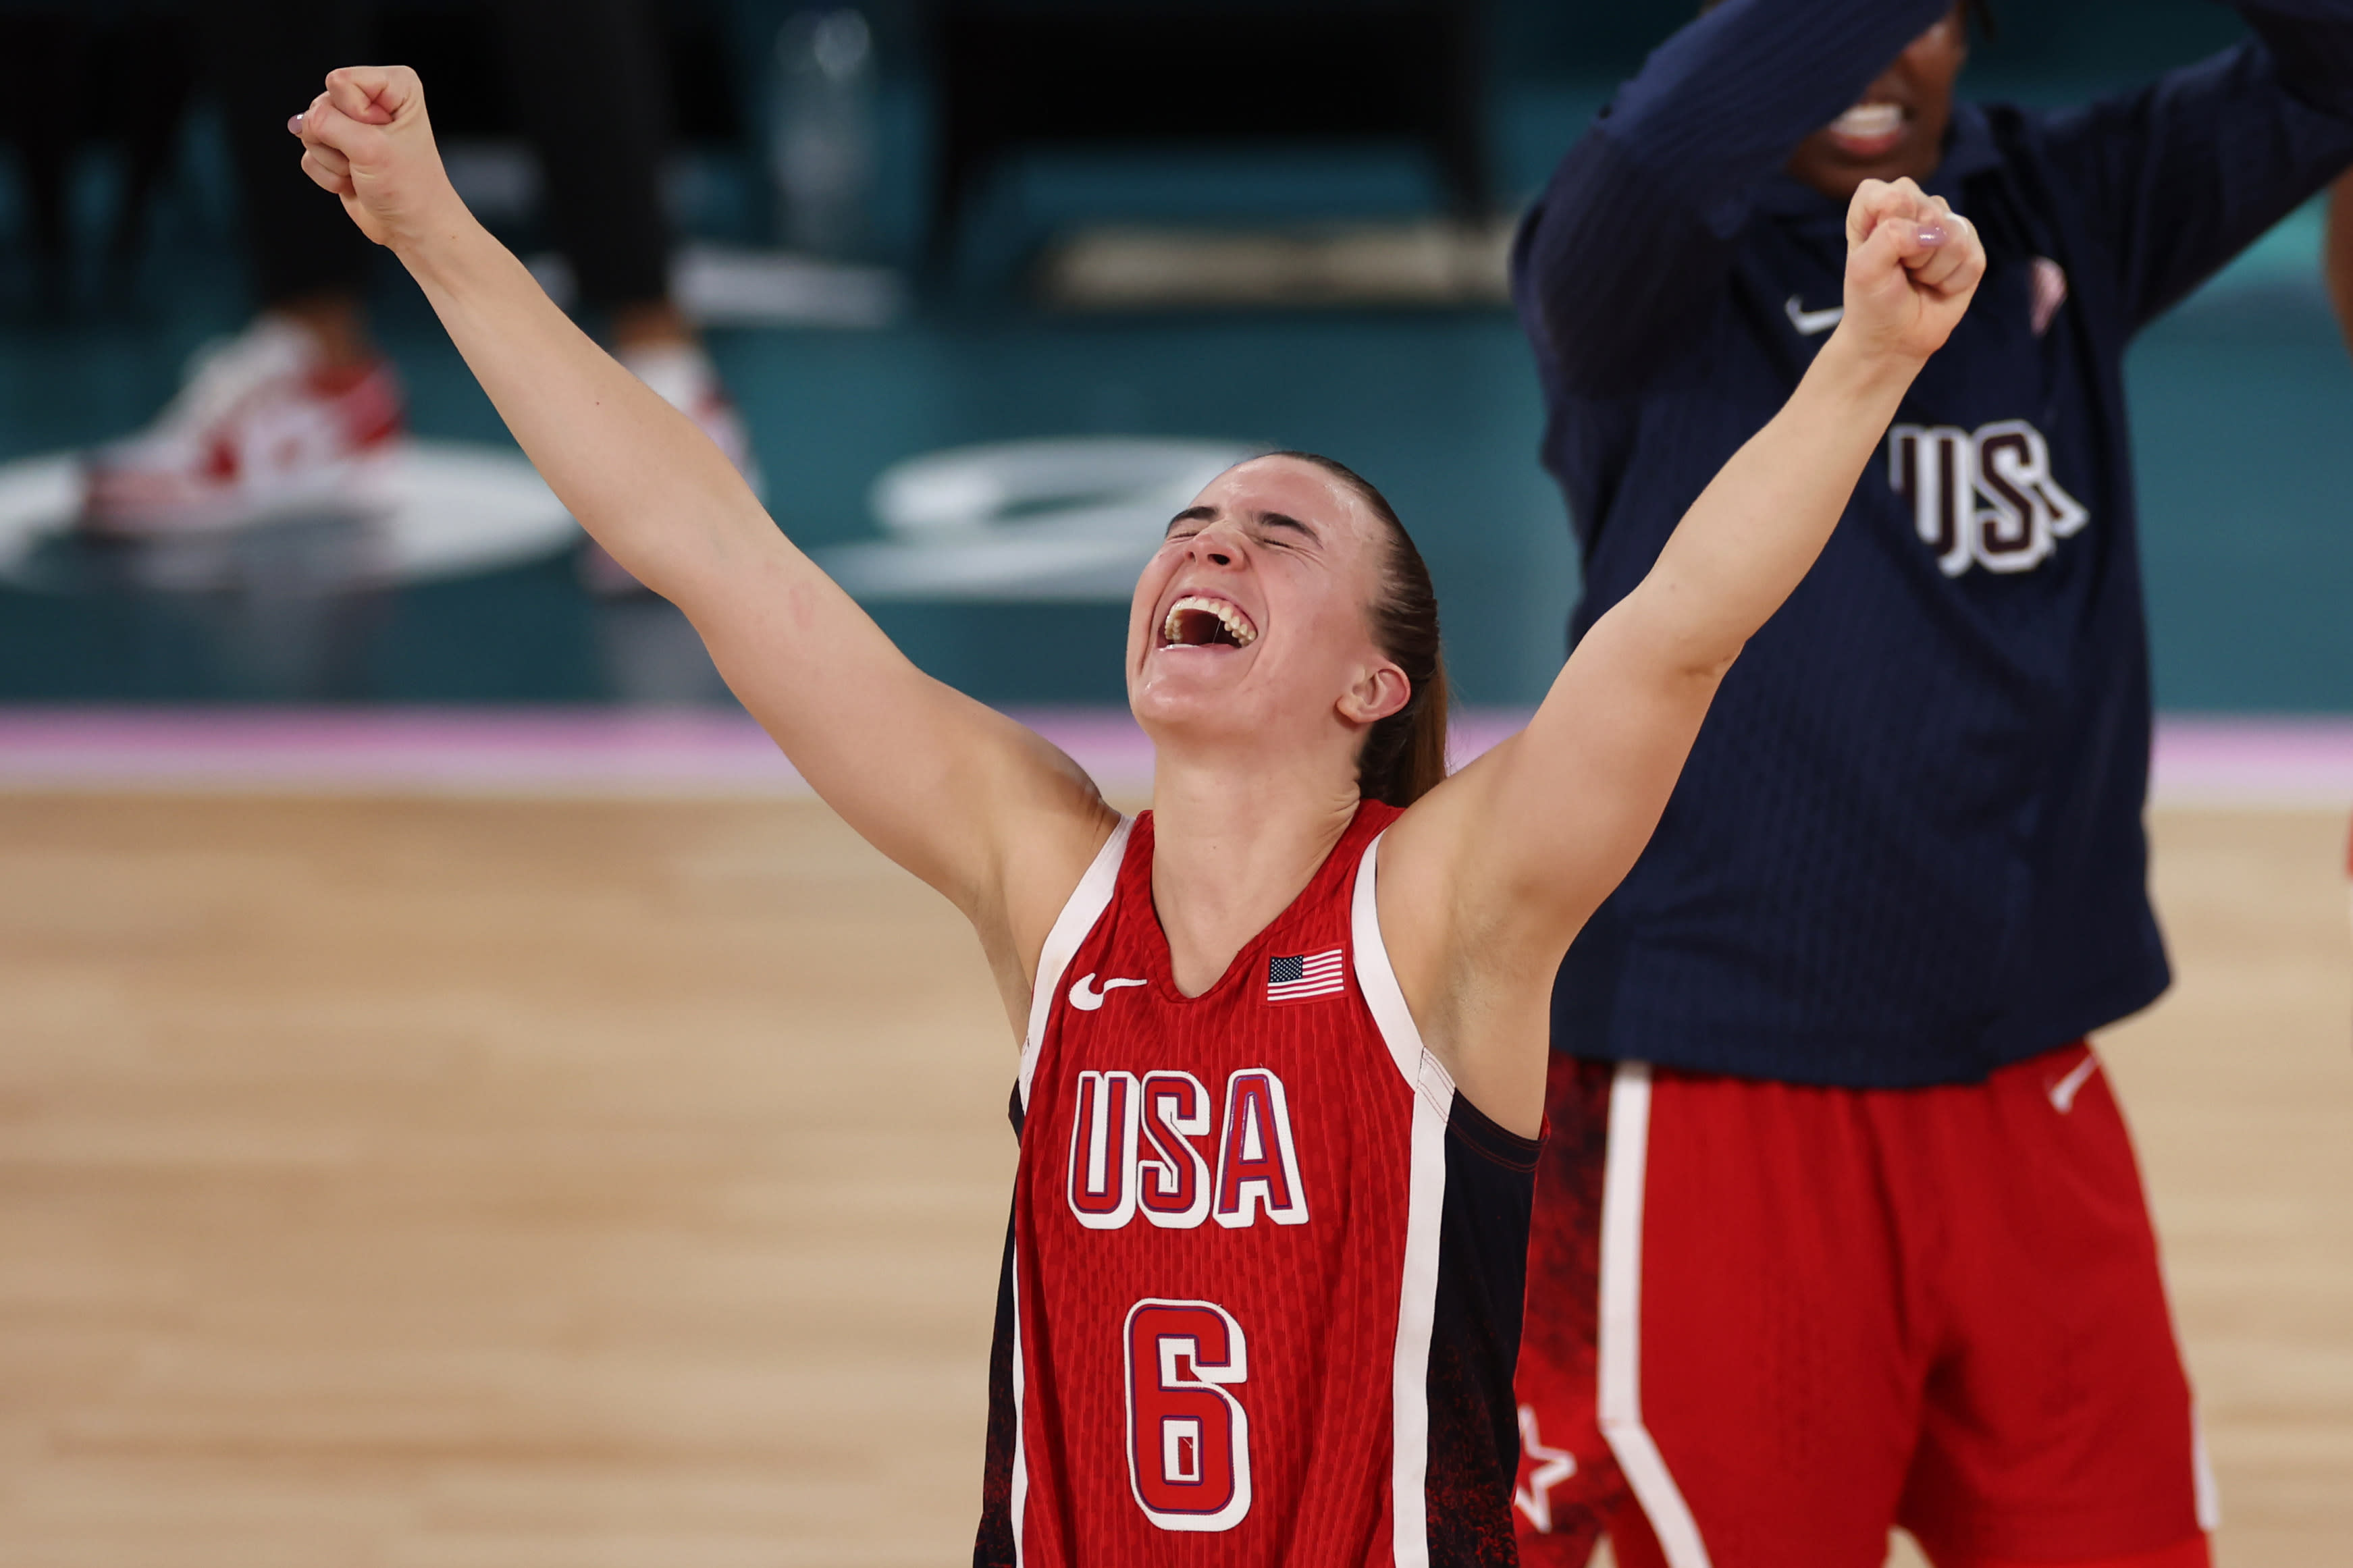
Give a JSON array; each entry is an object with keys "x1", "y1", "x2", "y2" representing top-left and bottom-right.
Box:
[
  {"x1": 289, "y1": 65, "x2": 460, "y2": 252},
  {"x1": 1839, "y1": 176, "x2": 1985, "y2": 363}
]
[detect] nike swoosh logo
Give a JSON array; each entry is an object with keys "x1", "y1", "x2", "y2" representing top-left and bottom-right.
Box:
[
  {"x1": 1067, "y1": 972, "x2": 1149, "y2": 1011},
  {"x1": 1785, "y1": 295, "x2": 1845, "y2": 335},
  {"x1": 2048, "y1": 1052, "x2": 2101, "y2": 1113}
]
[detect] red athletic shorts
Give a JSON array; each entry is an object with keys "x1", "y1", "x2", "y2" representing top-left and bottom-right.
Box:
[{"x1": 1512, "y1": 1043, "x2": 2217, "y2": 1568}]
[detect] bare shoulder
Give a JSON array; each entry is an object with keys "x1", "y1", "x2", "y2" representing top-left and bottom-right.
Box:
[
  {"x1": 1375, "y1": 732, "x2": 1521, "y2": 938},
  {"x1": 997, "y1": 767, "x2": 1127, "y2": 975},
  {"x1": 1368, "y1": 739, "x2": 1554, "y2": 1135},
  {"x1": 966, "y1": 759, "x2": 1126, "y2": 1042}
]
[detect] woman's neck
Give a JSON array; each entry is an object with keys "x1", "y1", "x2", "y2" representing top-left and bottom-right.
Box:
[{"x1": 1146, "y1": 746, "x2": 1363, "y2": 998}]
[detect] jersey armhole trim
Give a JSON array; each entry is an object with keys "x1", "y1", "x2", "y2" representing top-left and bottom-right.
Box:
[
  {"x1": 1447, "y1": 1090, "x2": 1542, "y2": 1172},
  {"x1": 1350, "y1": 829, "x2": 1453, "y2": 1109},
  {"x1": 1017, "y1": 815, "x2": 1133, "y2": 1112},
  {"x1": 1352, "y1": 829, "x2": 1537, "y2": 1148}
]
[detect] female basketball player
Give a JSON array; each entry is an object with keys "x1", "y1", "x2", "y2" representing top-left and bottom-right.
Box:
[{"x1": 290, "y1": 66, "x2": 1980, "y2": 1566}]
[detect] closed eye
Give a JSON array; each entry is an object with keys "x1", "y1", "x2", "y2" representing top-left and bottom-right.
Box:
[
  {"x1": 1159, "y1": 507, "x2": 1319, "y2": 553},
  {"x1": 1165, "y1": 506, "x2": 1215, "y2": 540}
]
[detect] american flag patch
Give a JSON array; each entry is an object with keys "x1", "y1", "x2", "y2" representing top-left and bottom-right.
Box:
[{"x1": 1266, "y1": 947, "x2": 1346, "y2": 1003}]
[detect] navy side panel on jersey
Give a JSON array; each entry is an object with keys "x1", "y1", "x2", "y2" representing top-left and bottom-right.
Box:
[
  {"x1": 975, "y1": 1090, "x2": 1026, "y2": 1568},
  {"x1": 976, "y1": 1208, "x2": 1019, "y2": 1568},
  {"x1": 1423, "y1": 1097, "x2": 1541, "y2": 1567},
  {"x1": 1516, "y1": 0, "x2": 2353, "y2": 1086}
]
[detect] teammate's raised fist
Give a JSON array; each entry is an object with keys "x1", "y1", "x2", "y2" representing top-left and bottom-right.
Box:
[
  {"x1": 1837, "y1": 175, "x2": 1984, "y2": 363},
  {"x1": 288, "y1": 65, "x2": 458, "y2": 252}
]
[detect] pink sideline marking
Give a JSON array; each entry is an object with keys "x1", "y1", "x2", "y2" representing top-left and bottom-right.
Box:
[
  {"x1": 0, "y1": 707, "x2": 802, "y2": 792},
  {"x1": 0, "y1": 706, "x2": 1153, "y2": 794},
  {"x1": 2149, "y1": 715, "x2": 2353, "y2": 804},
  {"x1": 0, "y1": 707, "x2": 2348, "y2": 806}
]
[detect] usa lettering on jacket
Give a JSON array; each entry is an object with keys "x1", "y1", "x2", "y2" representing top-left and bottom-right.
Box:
[
  {"x1": 1888, "y1": 418, "x2": 2088, "y2": 577},
  {"x1": 1065, "y1": 1068, "x2": 1308, "y2": 1231}
]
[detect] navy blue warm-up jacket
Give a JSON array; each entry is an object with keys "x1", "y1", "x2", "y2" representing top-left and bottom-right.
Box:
[{"x1": 1520, "y1": 0, "x2": 2353, "y2": 1086}]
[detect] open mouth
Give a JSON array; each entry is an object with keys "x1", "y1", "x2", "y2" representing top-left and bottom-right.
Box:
[
  {"x1": 1824, "y1": 101, "x2": 1906, "y2": 156},
  {"x1": 1159, "y1": 594, "x2": 1259, "y2": 649}
]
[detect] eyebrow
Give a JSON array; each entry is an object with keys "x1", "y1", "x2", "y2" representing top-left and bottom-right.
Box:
[{"x1": 1163, "y1": 506, "x2": 1322, "y2": 543}]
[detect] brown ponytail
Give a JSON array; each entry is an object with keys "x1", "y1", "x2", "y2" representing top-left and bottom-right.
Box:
[{"x1": 1268, "y1": 452, "x2": 1450, "y2": 807}]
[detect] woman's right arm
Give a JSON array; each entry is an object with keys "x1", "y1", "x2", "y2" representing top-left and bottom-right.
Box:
[{"x1": 293, "y1": 67, "x2": 1117, "y2": 988}]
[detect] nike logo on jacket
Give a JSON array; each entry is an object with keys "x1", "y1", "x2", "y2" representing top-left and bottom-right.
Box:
[{"x1": 1784, "y1": 295, "x2": 1845, "y2": 334}]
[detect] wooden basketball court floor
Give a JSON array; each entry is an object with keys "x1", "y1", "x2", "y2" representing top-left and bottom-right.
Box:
[{"x1": 1, "y1": 790, "x2": 2346, "y2": 1566}]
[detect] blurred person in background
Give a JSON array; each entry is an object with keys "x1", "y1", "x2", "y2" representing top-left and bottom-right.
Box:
[
  {"x1": 81, "y1": 0, "x2": 752, "y2": 591},
  {"x1": 1508, "y1": 3, "x2": 2353, "y2": 1567}
]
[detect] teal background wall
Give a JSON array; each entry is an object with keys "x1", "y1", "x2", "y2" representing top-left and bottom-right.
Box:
[{"x1": 0, "y1": 0, "x2": 2345, "y2": 711}]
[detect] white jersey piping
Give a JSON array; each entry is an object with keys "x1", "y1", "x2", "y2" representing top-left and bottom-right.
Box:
[
  {"x1": 1009, "y1": 1234, "x2": 1029, "y2": 1568},
  {"x1": 1010, "y1": 813, "x2": 1130, "y2": 1563},
  {"x1": 2192, "y1": 1401, "x2": 2221, "y2": 1533},
  {"x1": 1017, "y1": 816, "x2": 1133, "y2": 1113},
  {"x1": 1350, "y1": 828, "x2": 1451, "y2": 1568}
]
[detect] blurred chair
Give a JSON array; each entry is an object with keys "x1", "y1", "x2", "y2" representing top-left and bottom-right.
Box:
[{"x1": 924, "y1": 0, "x2": 1489, "y2": 266}]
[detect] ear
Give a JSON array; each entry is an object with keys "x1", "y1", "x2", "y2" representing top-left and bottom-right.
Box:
[{"x1": 1338, "y1": 660, "x2": 1411, "y2": 728}]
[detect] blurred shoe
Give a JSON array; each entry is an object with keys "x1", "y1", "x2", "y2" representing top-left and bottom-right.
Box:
[
  {"x1": 579, "y1": 342, "x2": 764, "y2": 597},
  {"x1": 80, "y1": 315, "x2": 405, "y2": 537}
]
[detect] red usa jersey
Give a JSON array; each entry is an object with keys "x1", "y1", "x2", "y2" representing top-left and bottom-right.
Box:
[{"x1": 976, "y1": 803, "x2": 1537, "y2": 1567}]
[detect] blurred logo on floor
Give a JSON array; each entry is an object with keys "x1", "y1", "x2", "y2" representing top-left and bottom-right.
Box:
[{"x1": 818, "y1": 437, "x2": 1260, "y2": 601}]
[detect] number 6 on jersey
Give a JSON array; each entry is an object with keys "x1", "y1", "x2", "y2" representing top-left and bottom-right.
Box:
[{"x1": 1123, "y1": 1299, "x2": 1251, "y2": 1531}]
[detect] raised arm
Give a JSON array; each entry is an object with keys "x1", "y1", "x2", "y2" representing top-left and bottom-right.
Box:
[
  {"x1": 2040, "y1": 3, "x2": 2353, "y2": 333},
  {"x1": 292, "y1": 68, "x2": 1116, "y2": 1024},
  {"x1": 1514, "y1": 0, "x2": 1950, "y2": 396},
  {"x1": 1387, "y1": 179, "x2": 1983, "y2": 1127}
]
